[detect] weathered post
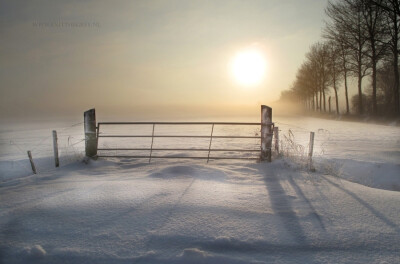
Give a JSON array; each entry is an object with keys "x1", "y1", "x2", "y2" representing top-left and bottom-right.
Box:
[
  {"x1": 308, "y1": 132, "x2": 315, "y2": 170},
  {"x1": 261, "y1": 105, "x2": 273, "y2": 162},
  {"x1": 274, "y1": 126, "x2": 279, "y2": 154},
  {"x1": 52, "y1": 130, "x2": 59, "y2": 167},
  {"x1": 84, "y1": 109, "x2": 97, "y2": 158},
  {"x1": 27, "y1": 150, "x2": 37, "y2": 174}
]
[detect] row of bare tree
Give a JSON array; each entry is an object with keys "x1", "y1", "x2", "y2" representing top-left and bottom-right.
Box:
[{"x1": 281, "y1": 0, "x2": 400, "y2": 117}]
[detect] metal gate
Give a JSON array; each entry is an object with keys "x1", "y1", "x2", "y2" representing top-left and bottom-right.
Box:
[
  {"x1": 84, "y1": 105, "x2": 274, "y2": 162},
  {"x1": 96, "y1": 122, "x2": 273, "y2": 161}
]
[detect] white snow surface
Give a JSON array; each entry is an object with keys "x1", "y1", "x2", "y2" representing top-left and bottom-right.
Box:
[
  {"x1": 1, "y1": 116, "x2": 400, "y2": 263},
  {"x1": 1, "y1": 159, "x2": 399, "y2": 263}
]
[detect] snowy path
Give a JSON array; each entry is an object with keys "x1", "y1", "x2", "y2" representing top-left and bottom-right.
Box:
[{"x1": 1, "y1": 159, "x2": 399, "y2": 263}]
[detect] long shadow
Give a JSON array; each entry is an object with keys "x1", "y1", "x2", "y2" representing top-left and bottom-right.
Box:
[
  {"x1": 263, "y1": 169, "x2": 307, "y2": 245},
  {"x1": 134, "y1": 178, "x2": 196, "y2": 264},
  {"x1": 322, "y1": 176, "x2": 400, "y2": 233},
  {"x1": 287, "y1": 174, "x2": 326, "y2": 231}
]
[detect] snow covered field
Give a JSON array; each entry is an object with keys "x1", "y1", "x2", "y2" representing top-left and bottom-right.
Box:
[{"x1": 1, "y1": 116, "x2": 399, "y2": 263}]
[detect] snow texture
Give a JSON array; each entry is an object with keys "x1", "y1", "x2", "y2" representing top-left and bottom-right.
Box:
[{"x1": 1, "y1": 117, "x2": 399, "y2": 263}]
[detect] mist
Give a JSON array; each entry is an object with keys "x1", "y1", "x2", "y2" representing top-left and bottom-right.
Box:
[{"x1": 0, "y1": 0, "x2": 327, "y2": 123}]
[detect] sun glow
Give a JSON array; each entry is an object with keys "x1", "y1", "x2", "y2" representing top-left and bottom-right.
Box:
[{"x1": 231, "y1": 49, "x2": 266, "y2": 86}]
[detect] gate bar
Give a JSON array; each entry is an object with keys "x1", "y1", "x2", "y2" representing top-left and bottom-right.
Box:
[
  {"x1": 98, "y1": 148, "x2": 260, "y2": 152},
  {"x1": 97, "y1": 155, "x2": 259, "y2": 160},
  {"x1": 98, "y1": 122, "x2": 271, "y2": 126},
  {"x1": 207, "y1": 124, "x2": 214, "y2": 163},
  {"x1": 98, "y1": 135, "x2": 265, "y2": 138},
  {"x1": 149, "y1": 124, "x2": 155, "y2": 163}
]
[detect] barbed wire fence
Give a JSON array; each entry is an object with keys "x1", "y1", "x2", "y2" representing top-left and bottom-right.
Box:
[
  {"x1": 1, "y1": 118, "x2": 349, "y2": 182},
  {"x1": 272, "y1": 121, "x2": 345, "y2": 177},
  {"x1": 272, "y1": 121, "x2": 329, "y2": 169},
  {"x1": 1, "y1": 122, "x2": 86, "y2": 182}
]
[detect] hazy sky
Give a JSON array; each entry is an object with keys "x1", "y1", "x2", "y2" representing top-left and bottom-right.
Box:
[{"x1": 0, "y1": 0, "x2": 328, "y2": 120}]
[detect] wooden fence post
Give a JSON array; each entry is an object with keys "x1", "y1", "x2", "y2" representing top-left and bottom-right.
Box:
[
  {"x1": 52, "y1": 130, "x2": 59, "y2": 167},
  {"x1": 308, "y1": 132, "x2": 315, "y2": 170},
  {"x1": 27, "y1": 150, "x2": 37, "y2": 174},
  {"x1": 274, "y1": 126, "x2": 279, "y2": 154},
  {"x1": 261, "y1": 105, "x2": 273, "y2": 162},
  {"x1": 84, "y1": 109, "x2": 97, "y2": 158}
]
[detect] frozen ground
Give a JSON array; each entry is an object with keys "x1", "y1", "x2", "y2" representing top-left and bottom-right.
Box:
[
  {"x1": 0, "y1": 116, "x2": 400, "y2": 263},
  {"x1": 1, "y1": 159, "x2": 399, "y2": 263}
]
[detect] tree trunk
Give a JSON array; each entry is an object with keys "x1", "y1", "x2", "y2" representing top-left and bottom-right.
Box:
[
  {"x1": 329, "y1": 96, "x2": 331, "y2": 113},
  {"x1": 323, "y1": 86, "x2": 326, "y2": 112},
  {"x1": 358, "y1": 63, "x2": 363, "y2": 115},
  {"x1": 333, "y1": 67, "x2": 339, "y2": 115},
  {"x1": 392, "y1": 4, "x2": 400, "y2": 115},
  {"x1": 389, "y1": 0, "x2": 399, "y2": 116},
  {"x1": 319, "y1": 87, "x2": 323, "y2": 112},
  {"x1": 334, "y1": 87, "x2": 339, "y2": 115},
  {"x1": 312, "y1": 94, "x2": 315, "y2": 111},
  {"x1": 371, "y1": 52, "x2": 378, "y2": 115},
  {"x1": 394, "y1": 54, "x2": 399, "y2": 115},
  {"x1": 344, "y1": 69, "x2": 349, "y2": 114}
]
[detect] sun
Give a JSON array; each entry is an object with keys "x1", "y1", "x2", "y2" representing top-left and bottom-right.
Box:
[{"x1": 231, "y1": 49, "x2": 266, "y2": 86}]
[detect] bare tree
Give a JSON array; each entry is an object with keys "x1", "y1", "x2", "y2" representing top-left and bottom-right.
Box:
[
  {"x1": 369, "y1": 0, "x2": 400, "y2": 115},
  {"x1": 296, "y1": 61, "x2": 319, "y2": 110},
  {"x1": 306, "y1": 43, "x2": 331, "y2": 112},
  {"x1": 283, "y1": 43, "x2": 333, "y2": 114},
  {"x1": 325, "y1": 2, "x2": 352, "y2": 114},
  {"x1": 327, "y1": 41, "x2": 342, "y2": 114},
  {"x1": 282, "y1": 0, "x2": 399, "y2": 118},
  {"x1": 359, "y1": 0, "x2": 389, "y2": 115},
  {"x1": 326, "y1": 0, "x2": 370, "y2": 115},
  {"x1": 281, "y1": 54, "x2": 324, "y2": 112},
  {"x1": 377, "y1": 61, "x2": 396, "y2": 114}
]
